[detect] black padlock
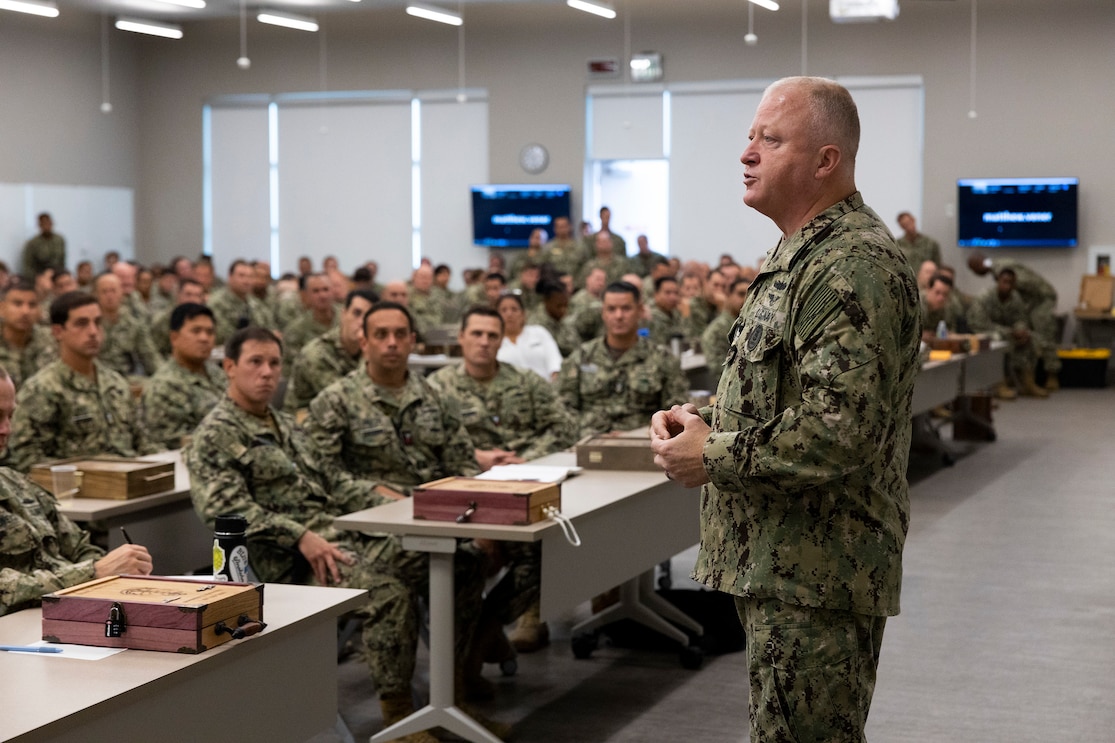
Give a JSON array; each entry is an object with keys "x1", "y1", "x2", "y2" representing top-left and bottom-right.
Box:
[{"x1": 105, "y1": 602, "x2": 126, "y2": 638}]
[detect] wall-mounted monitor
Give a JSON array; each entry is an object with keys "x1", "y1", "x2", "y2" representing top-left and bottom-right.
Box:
[
  {"x1": 470, "y1": 184, "x2": 571, "y2": 248},
  {"x1": 957, "y1": 177, "x2": 1078, "y2": 248}
]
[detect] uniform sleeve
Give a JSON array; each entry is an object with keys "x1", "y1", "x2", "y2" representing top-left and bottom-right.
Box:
[
  {"x1": 703, "y1": 258, "x2": 915, "y2": 494},
  {"x1": 135, "y1": 325, "x2": 164, "y2": 377},
  {"x1": 518, "y1": 373, "x2": 578, "y2": 461},
  {"x1": 140, "y1": 379, "x2": 182, "y2": 451},
  {"x1": 184, "y1": 427, "x2": 308, "y2": 549},
  {"x1": 303, "y1": 389, "x2": 395, "y2": 508},
  {"x1": 966, "y1": 292, "x2": 1016, "y2": 337},
  {"x1": 8, "y1": 378, "x2": 57, "y2": 472}
]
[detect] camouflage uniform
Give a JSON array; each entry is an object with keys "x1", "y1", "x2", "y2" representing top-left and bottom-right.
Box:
[
  {"x1": 123, "y1": 292, "x2": 151, "y2": 321},
  {"x1": 0, "y1": 467, "x2": 104, "y2": 616},
  {"x1": 208, "y1": 287, "x2": 276, "y2": 345},
  {"x1": 647, "y1": 305, "x2": 685, "y2": 349},
  {"x1": 700, "y1": 311, "x2": 736, "y2": 391},
  {"x1": 99, "y1": 312, "x2": 163, "y2": 377},
  {"x1": 527, "y1": 307, "x2": 579, "y2": 357},
  {"x1": 684, "y1": 296, "x2": 718, "y2": 341},
  {"x1": 694, "y1": 194, "x2": 920, "y2": 743},
  {"x1": 407, "y1": 290, "x2": 443, "y2": 342},
  {"x1": 186, "y1": 396, "x2": 481, "y2": 698},
  {"x1": 140, "y1": 359, "x2": 225, "y2": 450},
  {"x1": 895, "y1": 232, "x2": 941, "y2": 271},
  {"x1": 557, "y1": 336, "x2": 688, "y2": 438},
  {"x1": 567, "y1": 294, "x2": 604, "y2": 343},
  {"x1": 0, "y1": 324, "x2": 58, "y2": 389},
  {"x1": 508, "y1": 249, "x2": 544, "y2": 281},
  {"x1": 427, "y1": 361, "x2": 578, "y2": 623},
  {"x1": 576, "y1": 256, "x2": 630, "y2": 288},
  {"x1": 967, "y1": 285, "x2": 1039, "y2": 381},
  {"x1": 432, "y1": 286, "x2": 461, "y2": 324},
  {"x1": 506, "y1": 281, "x2": 541, "y2": 316},
  {"x1": 282, "y1": 327, "x2": 361, "y2": 413},
  {"x1": 542, "y1": 238, "x2": 586, "y2": 279},
  {"x1": 989, "y1": 258, "x2": 1060, "y2": 374},
  {"x1": 281, "y1": 310, "x2": 337, "y2": 366},
  {"x1": 9, "y1": 360, "x2": 155, "y2": 472},
  {"x1": 275, "y1": 295, "x2": 308, "y2": 334},
  {"x1": 22, "y1": 234, "x2": 66, "y2": 277},
  {"x1": 301, "y1": 371, "x2": 485, "y2": 696}
]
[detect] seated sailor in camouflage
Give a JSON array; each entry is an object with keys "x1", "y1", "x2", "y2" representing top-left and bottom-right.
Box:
[
  {"x1": 281, "y1": 273, "x2": 338, "y2": 366},
  {"x1": 0, "y1": 276, "x2": 58, "y2": 390},
  {"x1": 558, "y1": 281, "x2": 689, "y2": 439},
  {"x1": 184, "y1": 327, "x2": 486, "y2": 743},
  {"x1": 302, "y1": 303, "x2": 505, "y2": 737},
  {"x1": 700, "y1": 276, "x2": 751, "y2": 391},
  {"x1": 92, "y1": 271, "x2": 163, "y2": 377},
  {"x1": 966, "y1": 268, "x2": 1048, "y2": 399},
  {"x1": 429, "y1": 306, "x2": 578, "y2": 679},
  {"x1": 208, "y1": 259, "x2": 276, "y2": 345},
  {"x1": 283, "y1": 289, "x2": 377, "y2": 413},
  {"x1": 647, "y1": 275, "x2": 686, "y2": 348},
  {"x1": 0, "y1": 366, "x2": 153, "y2": 616},
  {"x1": 150, "y1": 279, "x2": 206, "y2": 358},
  {"x1": 140, "y1": 303, "x2": 225, "y2": 450},
  {"x1": 9, "y1": 292, "x2": 157, "y2": 472},
  {"x1": 651, "y1": 77, "x2": 920, "y2": 743},
  {"x1": 527, "y1": 280, "x2": 579, "y2": 357}
]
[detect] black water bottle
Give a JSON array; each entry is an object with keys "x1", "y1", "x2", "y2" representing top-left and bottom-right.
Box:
[{"x1": 213, "y1": 514, "x2": 252, "y2": 582}]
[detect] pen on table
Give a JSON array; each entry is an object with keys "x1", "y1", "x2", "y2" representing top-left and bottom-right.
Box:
[
  {"x1": 0, "y1": 645, "x2": 63, "y2": 654},
  {"x1": 120, "y1": 527, "x2": 134, "y2": 544}
]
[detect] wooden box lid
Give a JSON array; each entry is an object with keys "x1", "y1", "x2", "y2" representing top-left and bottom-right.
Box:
[
  {"x1": 412, "y1": 476, "x2": 560, "y2": 525},
  {"x1": 575, "y1": 430, "x2": 658, "y2": 471},
  {"x1": 1079, "y1": 274, "x2": 1114, "y2": 312},
  {"x1": 41, "y1": 576, "x2": 264, "y2": 654},
  {"x1": 30, "y1": 456, "x2": 175, "y2": 500}
]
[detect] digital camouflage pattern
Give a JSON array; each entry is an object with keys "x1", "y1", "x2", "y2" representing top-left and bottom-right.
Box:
[
  {"x1": 427, "y1": 361, "x2": 577, "y2": 462},
  {"x1": 895, "y1": 232, "x2": 941, "y2": 271},
  {"x1": 0, "y1": 467, "x2": 103, "y2": 616},
  {"x1": 9, "y1": 360, "x2": 155, "y2": 472},
  {"x1": 542, "y1": 238, "x2": 587, "y2": 279},
  {"x1": 966, "y1": 285, "x2": 1039, "y2": 379},
  {"x1": 407, "y1": 290, "x2": 444, "y2": 341},
  {"x1": 98, "y1": 311, "x2": 163, "y2": 377},
  {"x1": 527, "y1": 306, "x2": 580, "y2": 357},
  {"x1": 700, "y1": 311, "x2": 736, "y2": 391},
  {"x1": 685, "y1": 296, "x2": 718, "y2": 341},
  {"x1": 281, "y1": 309, "x2": 337, "y2": 365},
  {"x1": 140, "y1": 358, "x2": 226, "y2": 450},
  {"x1": 185, "y1": 396, "x2": 484, "y2": 697},
  {"x1": 989, "y1": 258, "x2": 1060, "y2": 374},
  {"x1": 282, "y1": 327, "x2": 361, "y2": 413},
  {"x1": 303, "y1": 367, "x2": 480, "y2": 505},
  {"x1": 647, "y1": 305, "x2": 685, "y2": 348},
  {"x1": 695, "y1": 193, "x2": 920, "y2": 618},
  {"x1": 558, "y1": 336, "x2": 689, "y2": 439},
  {"x1": 0, "y1": 324, "x2": 58, "y2": 389},
  {"x1": 207, "y1": 287, "x2": 276, "y2": 345},
  {"x1": 22, "y1": 234, "x2": 65, "y2": 278}
]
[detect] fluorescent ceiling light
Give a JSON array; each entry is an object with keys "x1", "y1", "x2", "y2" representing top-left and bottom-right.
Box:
[
  {"x1": 152, "y1": 0, "x2": 206, "y2": 8},
  {"x1": 0, "y1": 0, "x2": 59, "y2": 17},
  {"x1": 406, "y1": 2, "x2": 462, "y2": 25},
  {"x1": 748, "y1": 0, "x2": 780, "y2": 10},
  {"x1": 567, "y1": 0, "x2": 616, "y2": 20},
  {"x1": 115, "y1": 17, "x2": 183, "y2": 38},
  {"x1": 257, "y1": 10, "x2": 319, "y2": 32}
]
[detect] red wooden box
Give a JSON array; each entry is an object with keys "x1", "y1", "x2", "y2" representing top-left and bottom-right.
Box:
[
  {"x1": 412, "y1": 477, "x2": 560, "y2": 525},
  {"x1": 41, "y1": 575, "x2": 264, "y2": 654}
]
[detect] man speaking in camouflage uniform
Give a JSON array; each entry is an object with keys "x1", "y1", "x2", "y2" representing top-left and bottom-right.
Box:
[
  {"x1": 651, "y1": 77, "x2": 920, "y2": 742},
  {"x1": 558, "y1": 280, "x2": 688, "y2": 439}
]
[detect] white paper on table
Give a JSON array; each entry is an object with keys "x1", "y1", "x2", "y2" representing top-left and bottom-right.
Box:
[
  {"x1": 475, "y1": 465, "x2": 583, "y2": 483},
  {"x1": 21, "y1": 640, "x2": 126, "y2": 661}
]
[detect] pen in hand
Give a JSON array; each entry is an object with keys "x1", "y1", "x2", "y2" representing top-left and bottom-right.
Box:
[
  {"x1": 0, "y1": 645, "x2": 63, "y2": 654},
  {"x1": 119, "y1": 527, "x2": 134, "y2": 545}
]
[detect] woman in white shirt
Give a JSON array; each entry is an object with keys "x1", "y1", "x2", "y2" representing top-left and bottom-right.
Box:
[{"x1": 496, "y1": 292, "x2": 563, "y2": 381}]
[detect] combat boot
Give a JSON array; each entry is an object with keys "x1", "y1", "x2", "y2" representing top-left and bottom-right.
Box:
[
  {"x1": 508, "y1": 601, "x2": 550, "y2": 653},
  {"x1": 378, "y1": 694, "x2": 439, "y2": 743},
  {"x1": 1020, "y1": 371, "x2": 1049, "y2": 398},
  {"x1": 994, "y1": 381, "x2": 1017, "y2": 400},
  {"x1": 1044, "y1": 373, "x2": 1060, "y2": 391}
]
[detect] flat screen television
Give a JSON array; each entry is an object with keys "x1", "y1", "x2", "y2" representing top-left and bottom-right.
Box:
[
  {"x1": 957, "y1": 177, "x2": 1078, "y2": 248},
  {"x1": 470, "y1": 184, "x2": 571, "y2": 248}
]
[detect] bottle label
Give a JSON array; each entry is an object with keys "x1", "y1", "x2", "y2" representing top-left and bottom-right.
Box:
[
  {"x1": 212, "y1": 540, "x2": 228, "y2": 581},
  {"x1": 228, "y1": 545, "x2": 251, "y2": 583}
]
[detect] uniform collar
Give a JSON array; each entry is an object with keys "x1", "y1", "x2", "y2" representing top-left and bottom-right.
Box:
[{"x1": 756, "y1": 191, "x2": 865, "y2": 277}]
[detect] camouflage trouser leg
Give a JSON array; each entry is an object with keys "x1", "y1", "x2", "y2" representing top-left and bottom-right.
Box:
[
  {"x1": 349, "y1": 535, "x2": 485, "y2": 697},
  {"x1": 481, "y1": 541, "x2": 541, "y2": 626},
  {"x1": 735, "y1": 596, "x2": 886, "y2": 743},
  {"x1": 1028, "y1": 299, "x2": 1061, "y2": 373}
]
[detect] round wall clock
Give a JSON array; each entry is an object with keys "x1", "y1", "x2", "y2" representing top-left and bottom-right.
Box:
[{"x1": 519, "y1": 143, "x2": 550, "y2": 175}]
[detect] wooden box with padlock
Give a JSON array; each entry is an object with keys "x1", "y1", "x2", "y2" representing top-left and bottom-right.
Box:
[
  {"x1": 41, "y1": 576, "x2": 264, "y2": 654},
  {"x1": 411, "y1": 477, "x2": 561, "y2": 526}
]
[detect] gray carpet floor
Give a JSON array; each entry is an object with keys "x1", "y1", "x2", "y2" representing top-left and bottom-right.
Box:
[{"x1": 312, "y1": 386, "x2": 1115, "y2": 742}]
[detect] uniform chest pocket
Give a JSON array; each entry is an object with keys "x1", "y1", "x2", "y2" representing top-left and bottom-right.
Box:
[
  {"x1": 246, "y1": 444, "x2": 297, "y2": 486},
  {"x1": 352, "y1": 426, "x2": 396, "y2": 454},
  {"x1": 577, "y1": 367, "x2": 610, "y2": 399},
  {"x1": 723, "y1": 314, "x2": 786, "y2": 424},
  {"x1": 627, "y1": 369, "x2": 664, "y2": 408},
  {"x1": 410, "y1": 408, "x2": 447, "y2": 447}
]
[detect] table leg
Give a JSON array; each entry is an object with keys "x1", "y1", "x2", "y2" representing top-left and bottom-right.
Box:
[
  {"x1": 369, "y1": 537, "x2": 502, "y2": 743},
  {"x1": 571, "y1": 569, "x2": 702, "y2": 647}
]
